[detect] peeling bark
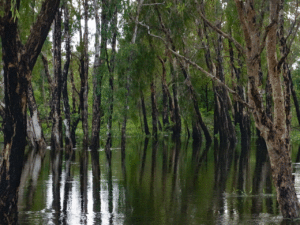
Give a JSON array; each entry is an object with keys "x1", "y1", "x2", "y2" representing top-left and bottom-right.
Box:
[
  {"x1": 234, "y1": 0, "x2": 300, "y2": 218},
  {"x1": 27, "y1": 82, "x2": 46, "y2": 151}
]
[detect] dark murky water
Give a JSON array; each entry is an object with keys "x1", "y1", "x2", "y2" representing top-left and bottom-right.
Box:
[{"x1": 16, "y1": 137, "x2": 300, "y2": 224}]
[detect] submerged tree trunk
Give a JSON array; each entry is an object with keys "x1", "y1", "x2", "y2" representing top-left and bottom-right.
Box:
[
  {"x1": 0, "y1": 0, "x2": 60, "y2": 223},
  {"x1": 141, "y1": 90, "x2": 150, "y2": 135},
  {"x1": 151, "y1": 80, "x2": 158, "y2": 139},
  {"x1": 51, "y1": 9, "x2": 62, "y2": 151},
  {"x1": 228, "y1": 40, "x2": 250, "y2": 147},
  {"x1": 62, "y1": 2, "x2": 73, "y2": 153},
  {"x1": 213, "y1": 32, "x2": 236, "y2": 145},
  {"x1": 170, "y1": 58, "x2": 181, "y2": 137},
  {"x1": 91, "y1": 0, "x2": 108, "y2": 151},
  {"x1": 105, "y1": 2, "x2": 118, "y2": 159},
  {"x1": 158, "y1": 56, "x2": 170, "y2": 129},
  {"x1": 121, "y1": 0, "x2": 144, "y2": 152},
  {"x1": 180, "y1": 62, "x2": 211, "y2": 143},
  {"x1": 234, "y1": 0, "x2": 300, "y2": 217},
  {"x1": 70, "y1": 66, "x2": 81, "y2": 147},
  {"x1": 82, "y1": 0, "x2": 89, "y2": 147}
]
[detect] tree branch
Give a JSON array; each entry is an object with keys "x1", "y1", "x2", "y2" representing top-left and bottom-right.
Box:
[
  {"x1": 23, "y1": 0, "x2": 60, "y2": 72},
  {"x1": 196, "y1": 0, "x2": 246, "y2": 56},
  {"x1": 142, "y1": 2, "x2": 165, "y2": 6},
  {"x1": 41, "y1": 52, "x2": 54, "y2": 92},
  {"x1": 138, "y1": 20, "x2": 251, "y2": 109}
]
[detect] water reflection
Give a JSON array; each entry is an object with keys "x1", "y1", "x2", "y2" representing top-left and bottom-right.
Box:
[{"x1": 17, "y1": 137, "x2": 300, "y2": 224}]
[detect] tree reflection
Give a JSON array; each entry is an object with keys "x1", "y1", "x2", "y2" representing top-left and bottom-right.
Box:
[
  {"x1": 62, "y1": 149, "x2": 74, "y2": 225},
  {"x1": 212, "y1": 139, "x2": 235, "y2": 216},
  {"x1": 252, "y1": 138, "x2": 273, "y2": 215},
  {"x1": 79, "y1": 148, "x2": 88, "y2": 224},
  {"x1": 51, "y1": 148, "x2": 62, "y2": 225},
  {"x1": 90, "y1": 150, "x2": 101, "y2": 224},
  {"x1": 139, "y1": 137, "x2": 149, "y2": 184}
]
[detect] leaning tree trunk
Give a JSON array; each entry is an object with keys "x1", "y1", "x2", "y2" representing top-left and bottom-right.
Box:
[
  {"x1": 180, "y1": 62, "x2": 212, "y2": 143},
  {"x1": 0, "y1": 0, "x2": 60, "y2": 223},
  {"x1": 289, "y1": 72, "x2": 300, "y2": 126},
  {"x1": 61, "y1": 2, "x2": 73, "y2": 153},
  {"x1": 51, "y1": 9, "x2": 62, "y2": 152}
]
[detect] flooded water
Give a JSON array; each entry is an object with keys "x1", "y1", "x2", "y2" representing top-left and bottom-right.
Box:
[{"x1": 16, "y1": 137, "x2": 300, "y2": 224}]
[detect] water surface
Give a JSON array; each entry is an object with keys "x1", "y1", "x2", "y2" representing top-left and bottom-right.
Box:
[{"x1": 17, "y1": 137, "x2": 300, "y2": 224}]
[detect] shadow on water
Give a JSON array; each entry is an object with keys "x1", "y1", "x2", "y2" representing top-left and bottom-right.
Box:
[{"x1": 16, "y1": 135, "x2": 300, "y2": 224}]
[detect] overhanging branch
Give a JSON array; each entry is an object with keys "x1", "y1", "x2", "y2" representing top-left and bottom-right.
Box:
[{"x1": 138, "y1": 21, "x2": 252, "y2": 110}]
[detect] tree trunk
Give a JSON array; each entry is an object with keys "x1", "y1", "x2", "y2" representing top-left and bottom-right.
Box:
[
  {"x1": 62, "y1": 2, "x2": 73, "y2": 153},
  {"x1": 228, "y1": 40, "x2": 251, "y2": 147},
  {"x1": 82, "y1": 0, "x2": 89, "y2": 148},
  {"x1": 213, "y1": 32, "x2": 236, "y2": 145},
  {"x1": 51, "y1": 9, "x2": 62, "y2": 151},
  {"x1": 234, "y1": 0, "x2": 300, "y2": 217},
  {"x1": 105, "y1": 2, "x2": 118, "y2": 159},
  {"x1": 289, "y1": 72, "x2": 300, "y2": 126},
  {"x1": 27, "y1": 82, "x2": 47, "y2": 151},
  {"x1": 151, "y1": 81, "x2": 158, "y2": 139},
  {"x1": 180, "y1": 62, "x2": 211, "y2": 143},
  {"x1": 121, "y1": 0, "x2": 144, "y2": 152},
  {"x1": 170, "y1": 58, "x2": 181, "y2": 137},
  {"x1": 91, "y1": 0, "x2": 108, "y2": 151},
  {"x1": 0, "y1": 0, "x2": 60, "y2": 223},
  {"x1": 158, "y1": 56, "x2": 170, "y2": 129},
  {"x1": 70, "y1": 66, "x2": 81, "y2": 147},
  {"x1": 141, "y1": 90, "x2": 150, "y2": 135}
]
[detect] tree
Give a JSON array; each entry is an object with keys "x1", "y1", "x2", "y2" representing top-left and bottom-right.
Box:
[{"x1": 0, "y1": 0, "x2": 60, "y2": 223}]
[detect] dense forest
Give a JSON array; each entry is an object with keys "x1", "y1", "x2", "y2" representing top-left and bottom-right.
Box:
[{"x1": 2, "y1": 0, "x2": 300, "y2": 223}]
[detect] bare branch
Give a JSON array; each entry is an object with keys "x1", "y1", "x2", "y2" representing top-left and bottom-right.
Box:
[
  {"x1": 138, "y1": 21, "x2": 167, "y2": 44},
  {"x1": 142, "y1": 2, "x2": 165, "y2": 6},
  {"x1": 169, "y1": 48, "x2": 251, "y2": 109},
  {"x1": 138, "y1": 20, "x2": 251, "y2": 109}
]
